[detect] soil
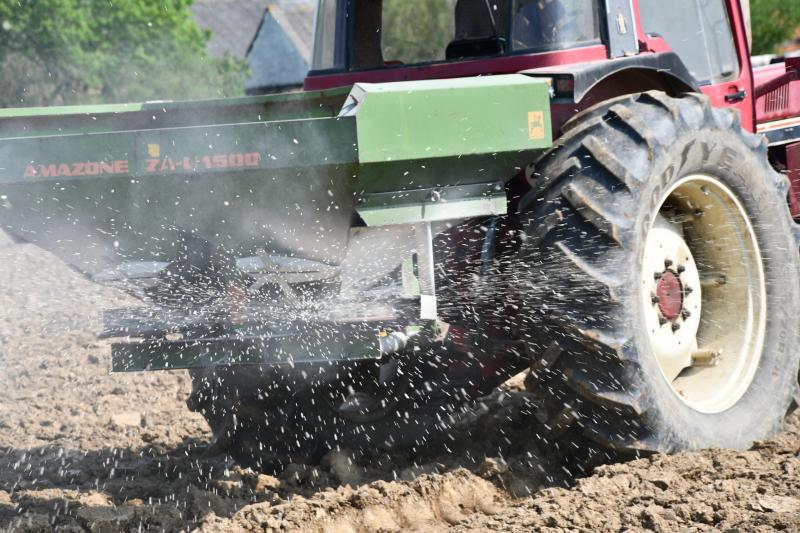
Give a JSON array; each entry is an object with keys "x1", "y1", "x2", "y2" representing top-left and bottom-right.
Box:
[{"x1": 1, "y1": 232, "x2": 800, "y2": 532}]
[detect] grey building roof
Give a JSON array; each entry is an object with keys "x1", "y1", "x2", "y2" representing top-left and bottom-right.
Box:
[
  {"x1": 245, "y1": 3, "x2": 314, "y2": 93},
  {"x1": 191, "y1": 0, "x2": 315, "y2": 93},
  {"x1": 267, "y1": 0, "x2": 315, "y2": 62},
  {"x1": 191, "y1": 0, "x2": 267, "y2": 59}
]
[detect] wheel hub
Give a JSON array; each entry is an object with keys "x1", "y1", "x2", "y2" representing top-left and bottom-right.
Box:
[
  {"x1": 641, "y1": 175, "x2": 766, "y2": 414},
  {"x1": 642, "y1": 216, "x2": 702, "y2": 383},
  {"x1": 655, "y1": 269, "x2": 683, "y2": 322}
]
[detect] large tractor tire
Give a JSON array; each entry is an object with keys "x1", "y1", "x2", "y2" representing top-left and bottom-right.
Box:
[{"x1": 518, "y1": 91, "x2": 800, "y2": 454}]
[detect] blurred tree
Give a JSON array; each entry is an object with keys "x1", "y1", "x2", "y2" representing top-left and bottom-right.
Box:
[
  {"x1": 751, "y1": 0, "x2": 800, "y2": 55},
  {"x1": 0, "y1": 0, "x2": 248, "y2": 107},
  {"x1": 381, "y1": 0, "x2": 456, "y2": 64}
]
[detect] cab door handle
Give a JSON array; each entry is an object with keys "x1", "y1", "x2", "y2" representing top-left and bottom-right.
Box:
[{"x1": 725, "y1": 90, "x2": 748, "y2": 103}]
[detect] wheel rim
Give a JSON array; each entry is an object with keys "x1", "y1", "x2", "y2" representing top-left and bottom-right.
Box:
[{"x1": 641, "y1": 174, "x2": 767, "y2": 414}]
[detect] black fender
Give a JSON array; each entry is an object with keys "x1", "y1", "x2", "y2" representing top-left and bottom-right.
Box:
[{"x1": 522, "y1": 52, "x2": 698, "y2": 103}]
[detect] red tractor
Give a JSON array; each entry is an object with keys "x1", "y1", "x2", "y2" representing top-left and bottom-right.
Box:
[
  {"x1": 2, "y1": 0, "x2": 800, "y2": 466},
  {"x1": 298, "y1": 0, "x2": 800, "y2": 455}
]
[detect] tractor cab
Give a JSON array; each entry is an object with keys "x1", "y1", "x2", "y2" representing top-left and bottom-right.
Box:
[
  {"x1": 310, "y1": 0, "x2": 603, "y2": 72},
  {"x1": 306, "y1": 0, "x2": 754, "y2": 131}
]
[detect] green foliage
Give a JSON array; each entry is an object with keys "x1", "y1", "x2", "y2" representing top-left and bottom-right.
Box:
[
  {"x1": 751, "y1": 0, "x2": 800, "y2": 55},
  {"x1": 0, "y1": 0, "x2": 249, "y2": 108},
  {"x1": 381, "y1": 0, "x2": 456, "y2": 64}
]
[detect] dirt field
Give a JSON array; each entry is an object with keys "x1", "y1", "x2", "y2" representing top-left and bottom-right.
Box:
[{"x1": 2, "y1": 232, "x2": 800, "y2": 532}]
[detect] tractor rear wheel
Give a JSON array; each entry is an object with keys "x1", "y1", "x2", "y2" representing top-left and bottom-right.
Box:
[{"x1": 518, "y1": 91, "x2": 800, "y2": 453}]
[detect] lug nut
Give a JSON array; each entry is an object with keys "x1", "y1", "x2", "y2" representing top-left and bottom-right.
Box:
[
  {"x1": 654, "y1": 272, "x2": 662, "y2": 280},
  {"x1": 677, "y1": 265, "x2": 686, "y2": 274},
  {"x1": 659, "y1": 317, "x2": 668, "y2": 326},
  {"x1": 681, "y1": 310, "x2": 691, "y2": 320},
  {"x1": 685, "y1": 286, "x2": 693, "y2": 294},
  {"x1": 671, "y1": 323, "x2": 681, "y2": 332},
  {"x1": 664, "y1": 259, "x2": 673, "y2": 268},
  {"x1": 651, "y1": 295, "x2": 660, "y2": 305}
]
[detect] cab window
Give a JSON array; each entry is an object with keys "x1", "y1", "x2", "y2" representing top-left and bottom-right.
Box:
[
  {"x1": 639, "y1": 0, "x2": 739, "y2": 84},
  {"x1": 511, "y1": 0, "x2": 601, "y2": 52},
  {"x1": 312, "y1": 0, "x2": 605, "y2": 71},
  {"x1": 381, "y1": 0, "x2": 457, "y2": 65}
]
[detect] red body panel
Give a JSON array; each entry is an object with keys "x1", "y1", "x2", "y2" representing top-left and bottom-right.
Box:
[
  {"x1": 636, "y1": 1, "x2": 755, "y2": 131},
  {"x1": 785, "y1": 142, "x2": 800, "y2": 217},
  {"x1": 755, "y1": 58, "x2": 800, "y2": 218},
  {"x1": 304, "y1": 45, "x2": 608, "y2": 91},
  {"x1": 754, "y1": 58, "x2": 800, "y2": 125},
  {"x1": 688, "y1": 0, "x2": 755, "y2": 131}
]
